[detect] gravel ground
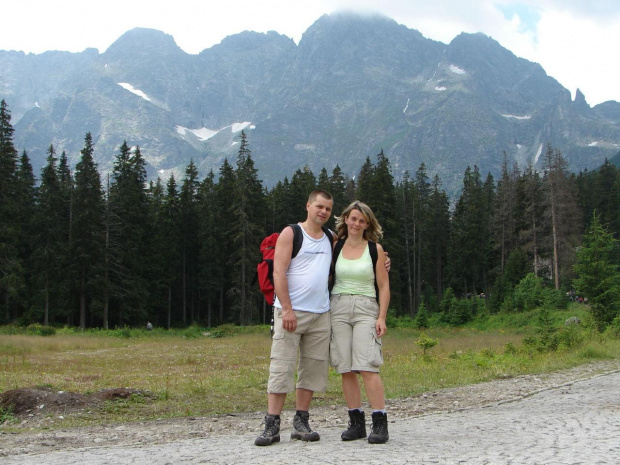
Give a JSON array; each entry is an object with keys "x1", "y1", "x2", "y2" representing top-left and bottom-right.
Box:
[{"x1": 2, "y1": 359, "x2": 619, "y2": 459}]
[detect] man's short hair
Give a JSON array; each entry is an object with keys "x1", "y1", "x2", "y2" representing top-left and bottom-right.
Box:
[{"x1": 308, "y1": 189, "x2": 333, "y2": 203}]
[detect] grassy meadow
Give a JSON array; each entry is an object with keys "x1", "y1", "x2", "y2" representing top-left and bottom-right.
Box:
[{"x1": 1, "y1": 304, "x2": 619, "y2": 429}]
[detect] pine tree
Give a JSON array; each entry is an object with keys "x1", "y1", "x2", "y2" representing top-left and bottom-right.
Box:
[
  {"x1": 71, "y1": 133, "x2": 104, "y2": 329},
  {"x1": 266, "y1": 179, "x2": 291, "y2": 233},
  {"x1": 518, "y1": 162, "x2": 544, "y2": 277},
  {"x1": 413, "y1": 163, "x2": 431, "y2": 312},
  {"x1": 109, "y1": 142, "x2": 150, "y2": 326},
  {"x1": 593, "y1": 160, "x2": 620, "y2": 237},
  {"x1": 399, "y1": 173, "x2": 415, "y2": 315},
  {"x1": 493, "y1": 154, "x2": 518, "y2": 274},
  {"x1": 428, "y1": 175, "x2": 450, "y2": 308},
  {"x1": 573, "y1": 213, "x2": 620, "y2": 330},
  {"x1": 289, "y1": 166, "x2": 316, "y2": 220},
  {"x1": 317, "y1": 167, "x2": 330, "y2": 192},
  {"x1": 328, "y1": 164, "x2": 348, "y2": 217},
  {"x1": 230, "y1": 131, "x2": 264, "y2": 325},
  {"x1": 56, "y1": 150, "x2": 74, "y2": 321},
  {"x1": 214, "y1": 159, "x2": 236, "y2": 322},
  {"x1": 0, "y1": 100, "x2": 22, "y2": 322},
  {"x1": 355, "y1": 156, "x2": 374, "y2": 202},
  {"x1": 543, "y1": 146, "x2": 582, "y2": 290},
  {"x1": 15, "y1": 150, "x2": 36, "y2": 317},
  {"x1": 179, "y1": 160, "x2": 201, "y2": 324},
  {"x1": 448, "y1": 166, "x2": 492, "y2": 296},
  {"x1": 32, "y1": 146, "x2": 65, "y2": 325},
  {"x1": 198, "y1": 171, "x2": 219, "y2": 326},
  {"x1": 414, "y1": 300, "x2": 430, "y2": 329},
  {"x1": 159, "y1": 175, "x2": 182, "y2": 328},
  {"x1": 575, "y1": 168, "x2": 596, "y2": 232}
]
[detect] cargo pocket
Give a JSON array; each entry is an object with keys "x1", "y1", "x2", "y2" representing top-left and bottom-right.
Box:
[
  {"x1": 268, "y1": 360, "x2": 292, "y2": 393},
  {"x1": 368, "y1": 329, "x2": 383, "y2": 367},
  {"x1": 269, "y1": 361, "x2": 288, "y2": 373},
  {"x1": 329, "y1": 332, "x2": 342, "y2": 368}
]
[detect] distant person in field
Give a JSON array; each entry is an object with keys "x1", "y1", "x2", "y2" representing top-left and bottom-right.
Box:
[{"x1": 330, "y1": 201, "x2": 390, "y2": 444}]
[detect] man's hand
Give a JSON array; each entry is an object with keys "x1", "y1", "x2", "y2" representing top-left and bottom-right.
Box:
[
  {"x1": 384, "y1": 251, "x2": 391, "y2": 273},
  {"x1": 281, "y1": 308, "x2": 297, "y2": 332}
]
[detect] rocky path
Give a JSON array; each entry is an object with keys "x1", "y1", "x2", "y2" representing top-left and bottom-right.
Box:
[{"x1": 2, "y1": 360, "x2": 619, "y2": 464}]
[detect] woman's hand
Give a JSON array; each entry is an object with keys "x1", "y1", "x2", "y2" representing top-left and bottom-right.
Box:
[{"x1": 375, "y1": 318, "x2": 387, "y2": 337}]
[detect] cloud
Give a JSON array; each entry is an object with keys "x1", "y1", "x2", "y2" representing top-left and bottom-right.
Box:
[{"x1": 2, "y1": 0, "x2": 619, "y2": 104}]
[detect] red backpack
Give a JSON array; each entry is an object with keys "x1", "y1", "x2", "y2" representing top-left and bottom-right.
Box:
[
  {"x1": 257, "y1": 232, "x2": 280, "y2": 306},
  {"x1": 257, "y1": 224, "x2": 332, "y2": 306}
]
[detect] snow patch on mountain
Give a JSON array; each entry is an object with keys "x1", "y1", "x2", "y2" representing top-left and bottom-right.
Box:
[
  {"x1": 176, "y1": 126, "x2": 218, "y2": 141},
  {"x1": 502, "y1": 114, "x2": 532, "y2": 120},
  {"x1": 534, "y1": 144, "x2": 543, "y2": 165},
  {"x1": 118, "y1": 83, "x2": 151, "y2": 102},
  {"x1": 449, "y1": 65, "x2": 466, "y2": 75},
  {"x1": 176, "y1": 122, "x2": 255, "y2": 142},
  {"x1": 231, "y1": 122, "x2": 253, "y2": 133}
]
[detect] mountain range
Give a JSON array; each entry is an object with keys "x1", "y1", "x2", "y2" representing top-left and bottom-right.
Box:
[{"x1": 2, "y1": 12, "x2": 619, "y2": 194}]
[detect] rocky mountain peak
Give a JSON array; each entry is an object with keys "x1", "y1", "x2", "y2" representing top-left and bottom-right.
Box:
[
  {"x1": 103, "y1": 28, "x2": 184, "y2": 59},
  {"x1": 2, "y1": 15, "x2": 619, "y2": 195}
]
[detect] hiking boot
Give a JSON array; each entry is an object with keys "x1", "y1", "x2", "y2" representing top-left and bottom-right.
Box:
[
  {"x1": 341, "y1": 409, "x2": 367, "y2": 441},
  {"x1": 255, "y1": 414, "x2": 281, "y2": 446},
  {"x1": 368, "y1": 411, "x2": 389, "y2": 444},
  {"x1": 291, "y1": 410, "x2": 320, "y2": 441}
]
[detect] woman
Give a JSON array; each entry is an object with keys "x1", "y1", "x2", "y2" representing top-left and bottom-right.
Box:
[{"x1": 330, "y1": 201, "x2": 390, "y2": 444}]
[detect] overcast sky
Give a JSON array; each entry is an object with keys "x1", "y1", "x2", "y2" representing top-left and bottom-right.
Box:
[{"x1": 2, "y1": 0, "x2": 618, "y2": 106}]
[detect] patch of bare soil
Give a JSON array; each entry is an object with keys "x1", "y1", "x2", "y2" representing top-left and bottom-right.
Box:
[
  {"x1": 1, "y1": 360, "x2": 619, "y2": 457},
  {"x1": 0, "y1": 387, "x2": 148, "y2": 416}
]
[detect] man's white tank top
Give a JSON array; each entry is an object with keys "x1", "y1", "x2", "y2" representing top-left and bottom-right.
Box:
[{"x1": 274, "y1": 225, "x2": 331, "y2": 313}]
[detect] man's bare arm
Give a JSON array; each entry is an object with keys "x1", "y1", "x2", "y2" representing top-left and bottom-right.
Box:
[{"x1": 273, "y1": 226, "x2": 297, "y2": 332}]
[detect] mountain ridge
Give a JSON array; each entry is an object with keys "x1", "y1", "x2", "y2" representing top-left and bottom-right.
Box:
[{"x1": 1, "y1": 13, "x2": 618, "y2": 194}]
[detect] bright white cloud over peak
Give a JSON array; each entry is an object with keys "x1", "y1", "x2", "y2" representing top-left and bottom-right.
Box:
[{"x1": 2, "y1": 0, "x2": 619, "y2": 105}]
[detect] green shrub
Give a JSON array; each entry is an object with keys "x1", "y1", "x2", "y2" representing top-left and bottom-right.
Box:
[
  {"x1": 0, "y1": 405, "x2": 17, "y2": 424},
  {"x1": 504, "y1": 342, "x2": 518, "y2": 355},
  {"x1": 513, "y1": 273, "x2": 546, "y2": 311},
  {"x1": 414, "y1": 302, "x2": 430, "y2": 329},
  {"x1": 415, "y1": 332, "x2": 438, "y2": 355},
  {"x1": 578, "y1": 346, "x2": 612, "y2": 360},
  {"x1": 112, "y1": 327, "x2": 133, "y2": 339},
  {"x1": 26, "y1": 324, "x2": 56, "y2": 336},
  {"x1": 182, "y1": 325, "x2": 203, "y2": 339},
  {"x1": 602, "y1": 315, "x2": 620, "y2": 339},
  {"x1": 555, "y1": 325, "x2": 585, "y2": 349},
  {"x1": 386, "y1": 311, "x2": 416, "y2": 328}
]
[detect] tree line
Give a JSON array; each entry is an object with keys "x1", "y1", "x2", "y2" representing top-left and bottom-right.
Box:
[{"x1": 1, "y1": 99, "x2": 619, "y2": 329}]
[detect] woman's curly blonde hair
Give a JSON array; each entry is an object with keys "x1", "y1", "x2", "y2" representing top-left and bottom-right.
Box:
[{"x1": 335, "y1": 200, "x2": 384, "y2": 242}]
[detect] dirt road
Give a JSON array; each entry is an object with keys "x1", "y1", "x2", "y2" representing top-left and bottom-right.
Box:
[{"x1": 2, "y1": 361, "x2": 619, "y2": 464}]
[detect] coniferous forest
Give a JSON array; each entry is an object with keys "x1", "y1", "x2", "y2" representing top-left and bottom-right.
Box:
[{"x1": 1, "y1": 100, "x2": 619, "y2": 330}]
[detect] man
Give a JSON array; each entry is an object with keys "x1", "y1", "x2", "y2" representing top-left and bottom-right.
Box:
[{"x1": 255, "y1": 190, "x2": 334, "y2": 446}]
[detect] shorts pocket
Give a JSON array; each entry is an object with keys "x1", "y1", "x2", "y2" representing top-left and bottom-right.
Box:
[
  {"x1": 269, "y1": 361, "x2": 288, "y2": 373},
  {"x1": 363, "y1": 297, "x2": 380, "y2": 317},
  {"x1": 329, "y1": 332, "x2": 342, "y2": 368},
  {"x1": 368, "y1": 330, "x2": 383, "y2": 367}
]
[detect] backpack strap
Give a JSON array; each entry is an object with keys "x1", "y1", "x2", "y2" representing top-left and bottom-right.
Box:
[
  {"x1": 368, "y1": 240, "x2": 379, "y2": 301},
  {"x1": 290, "y1": 224, "x2": 334, "y2": 259},
  {"x1": 289, "y1": 224, "x2": 304, "y2": 258}
]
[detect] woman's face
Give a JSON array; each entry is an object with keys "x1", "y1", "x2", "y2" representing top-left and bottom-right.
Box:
[{"x1": 345, "y1": 208, "x2": 369, "y2": 237}]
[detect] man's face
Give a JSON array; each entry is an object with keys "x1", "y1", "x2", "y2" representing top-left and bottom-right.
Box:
[{"x1": 307, "y1": 195, "x2": 333, "y2": 226}]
